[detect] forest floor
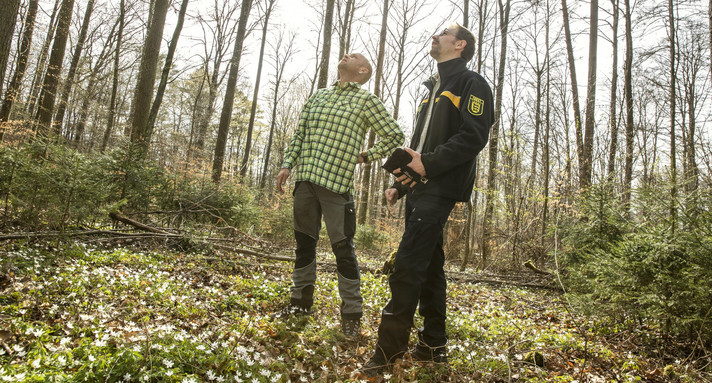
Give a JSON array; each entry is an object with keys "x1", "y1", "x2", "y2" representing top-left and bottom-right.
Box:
[{"x1": 0, "y1": 239, "x2": 709, "y2": 382}]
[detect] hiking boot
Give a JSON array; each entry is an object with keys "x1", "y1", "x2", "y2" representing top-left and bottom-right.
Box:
[
  {"x1": 342, "y1": 318, "x2": 360, "y2": 337},
  {"x1": 271, "y1": 304, "x2": 312, "y2": 319},
  {"x1": 411, "y1": 344, "x2": 448, "y2": 363},
  {"x1": 354, "y1": 357, "x2": 387, "y2": 379}
]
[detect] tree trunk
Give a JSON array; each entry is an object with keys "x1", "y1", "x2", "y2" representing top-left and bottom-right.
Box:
[
  {"x1": 337, "y1": 0, "x2": 355, "y2": 59},
  {"x1": 0, "y1": 0, "x2": 38, "y2": 132},
  {"x1": 26, "y1": 0, "x2": 61, "y2": 118},
  {"x1": 129, "y1": 0, "x2": 169, "y2": 156},
  {"x1": 464, "y1": 0, "x2": 470, "y2": 28},
  {"x1": 607, "y1": 0, "x2": 619, "y2": 178},
  {"x1": 53, "y1": 0, "x2": 96, "y2": 136},
  {"x1": 260, "y1": 33, "x2": 295, "y2": 190},
  {"x1": 561, "y1": 0, "x2": 584, "y2": 185},
  {"x1": 482, "y1": 0, "x2": 510, "y2": 265},
  {"x1": 212, "y1": 0, "x2": 253, "y2": 183},
  {"x1": 476, "y1": 0, "x2": 487, "y2": 72},
  {"x1": 357, "y1": 0, "x2": 389, "y2": 225},
  {"x1": 622, "y1": 0, "x2": 634, "y2": 209},
  {"x1": 145, "y1": 0, "x2": 190, "y2": 150},
  {"x1": 580, "y1": 0, "x2": 598, "y2": 187},
  {"x1": 541, "y1": 0, "x2": 551, "y2": 253},
  {"x1": 101, "y1": 0, "x2": 126, "y2": 153},
  {"x1": 668, "y1": 0, "x2": 677, "y2": 234},
  {"x1": 709, "y1": 0, "x2": 711, "y2": 87},
  {"x1": 241, "y1": 0, "x2": 275, "y2": 178},
  {"x1": 317, "y1": 0, "x2": 336, "y2": 89},
  {"x1": 35, "y1": 0, "x2": 75, "y2": 137},
  {"x1": 0, "y1": 0, "x2": 20, "y2": 98}
]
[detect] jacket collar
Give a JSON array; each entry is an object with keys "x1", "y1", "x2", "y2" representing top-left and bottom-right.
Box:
[{"x1": 424, "y1": 58, "x2": 468, "y2": 90}]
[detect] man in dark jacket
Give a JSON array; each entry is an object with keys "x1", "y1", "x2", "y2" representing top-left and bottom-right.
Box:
[{"x1": 358, "y1": 23, "x2": 493, "y2": 377}]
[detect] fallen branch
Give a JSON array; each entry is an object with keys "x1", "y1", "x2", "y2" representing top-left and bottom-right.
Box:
[{"x1": 109, "y1": 212, "x2": 171, "y2": 234}]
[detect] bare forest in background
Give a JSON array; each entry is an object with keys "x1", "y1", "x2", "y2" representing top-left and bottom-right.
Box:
[{"x1": 0, "y1": 0, "x2": 710, "y2": 270}]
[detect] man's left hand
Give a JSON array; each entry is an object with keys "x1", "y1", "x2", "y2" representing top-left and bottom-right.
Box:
[{"x1": 395, "y1": 147, "x2": 425, "y2": 187}]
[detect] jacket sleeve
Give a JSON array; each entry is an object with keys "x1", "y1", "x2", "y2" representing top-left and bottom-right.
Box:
[
  {"x1": 420, "y1": 77, "x2": 493, "y2": 178},
  {"x1": 363, "y1": 94, "x2": 405, "y2": 162},
  {"x1": 281, "y1": 95, "x2": 315, "y2": 169}
]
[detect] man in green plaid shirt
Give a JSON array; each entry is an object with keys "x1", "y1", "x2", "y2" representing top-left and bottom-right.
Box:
[{"x1": 275, "y1": 53, "x2": 404, "y2": 337}]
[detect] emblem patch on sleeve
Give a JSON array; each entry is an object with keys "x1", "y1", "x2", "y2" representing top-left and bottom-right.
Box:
[{"x1": 467, "y1": 95, "x2": 484, "y2": 116}]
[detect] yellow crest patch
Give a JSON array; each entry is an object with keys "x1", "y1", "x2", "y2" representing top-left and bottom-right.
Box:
[{"x1": 467, "y1": 95, "x2": 484, "y2": 116}]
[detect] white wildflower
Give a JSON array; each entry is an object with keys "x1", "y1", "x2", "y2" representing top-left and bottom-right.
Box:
[{"x1": 207, "y1": 370, "x2": 217, "y2": 381}]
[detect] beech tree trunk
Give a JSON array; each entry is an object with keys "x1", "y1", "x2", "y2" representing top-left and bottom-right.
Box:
[
  {"x1": 129, "y1": 0, "x2": 169, "y2": 156},
  {"x1": 146, "y1": 0, "x2": 190, "y2": 148},
  {"x1": 101, "y1": 0, "x2": 126, "y2": 152},
  {"x1": 241, "y1": 0, "x2": 275, "y2": 179},
  {"x1": 35, "y1": 0, "x2": 75, "y2": 137},
  {"x1": 561, "y1": 0, "x2": 584, "y2": 185},
  {"x1": 668, "y1": 0, "x2": 677, "y2": 233},
  {"x1": 482, "y1": 0, "x2": 510, "y2": 265},
  {"x1": 53, "y1": 0, "x2": 96, "y2": 135},
  {"x1": 26, "y1": 0, "x2": 61, "y2": 118},
  {"x1": 0, "y1": 0, "x2": 20, "y2": 98},
  {"x1": 316, "y1": 0, "x2": 336, "y2": 89},
  {"x1": 580, "y1": 0, "x2": 599, "y2": 187},
  {"x1": 261, "y1": 32, "x2": 295, "y2": 190},
  {"x1": 623, "y1": 0, "x2": 634, "y2": 208},
  {"x1": 212, "y1": 0, "x2": 252, "y2": 183},
  {"x1": 0, "y1": 0, "x2": 38, "y2": 131},
  {"x1": 607, "y1": 0, "x2": 619, "y2": 178},
  {"x1": 358, "y1": 0, "x2": 389, "y2": 225},
  {"x1": 337, "y1": 0, "x2": 355, "y2": 59}
]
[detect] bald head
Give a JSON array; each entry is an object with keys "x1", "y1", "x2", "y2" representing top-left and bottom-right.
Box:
[{"x1": 337, "y1": 53, "x2": 372, "y2": 84}]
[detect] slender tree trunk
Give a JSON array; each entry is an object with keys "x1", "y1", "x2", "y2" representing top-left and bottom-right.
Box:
[
  {"x1": 338, "y1": 0, "x2": 354, "y2": 59},
  {"x1": 212, "y1": 0, "x2": 252, "y2": 183},
  {"x1": 358, "y1": 0, "x2": 389, "y2": 225},
  {"x1": 623, "y1": 0, "x2": 634, "y2": 209},
  {"x1": 684, "y1": 80, "x2": 698, "y2": 193},
  {"x1": 561, "y1": 0, "x2": 584, "y2": 184},
  {"x1": 0, "y1": 0, "x2": 21, "y2": 98},
  {"x1": 145, "y1": 0, "x2": 190, "y2": 149},
  {"x1": 581, "y1": 0, "x2": 598, "y2": 187},
  {"x1": 668, "y1": 0, "x2": 677, "y2": 234},
  {"x1": 317, "y1": 0, "x2": 336, "y2": 89},
  {"x1": 476, "y1": 0, "x2": 486, "y2": 72},
  {"x1": 0, "y1": 0, "x2": 38, "y2": 133},
  {"x1": 101, "y1": 0, "x2": 126, "y2": 153},
  {"x1": 129, "y1": 0, "x2": 169, "y2": 156},
  {"x1": 241, "y1": 0, "x2": 275, "y2": 178},
  {"x1": 607, "y1": 0, "x2": 619, "y2": 178},
  {"x1": 709, "y1": 0, "x2": 711, "y2": 87},
  {"x1": 464, "y1": 0, "x2": 470, "y2": 27},
  {"x1": 26, "y1": 0, "x2": 61, "y2": 118},
  {"x1": 53, "y1": 0, "x2": 96, "y2": 136},
  {"x1": 542, "y1": 0, "x2": 551, "y2": 251},
  {"x1": 72, "y1": 30, "x2": 114, "y2": 146},
  {"x1": 482, "y1": 0, "x2": 510, "y2": 266},
  {"x1": 35, "y1": 0, "x2": 75, "y2": 137},
  {"x1": 530, "y1": 62, "x2": 542, "y2": 186}
]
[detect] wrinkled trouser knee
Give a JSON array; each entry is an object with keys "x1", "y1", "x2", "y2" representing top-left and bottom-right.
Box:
[{"x1": 333, "y1": 239, "x2": 362, "y2": 320}]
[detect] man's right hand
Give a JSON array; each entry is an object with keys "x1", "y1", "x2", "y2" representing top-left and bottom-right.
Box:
[
  {"x1": 276, "y1": 168, "x2": 290, "y2": 193},
  {"x1": 384, "y1": 188, "x2": 399, "y2": 205}
]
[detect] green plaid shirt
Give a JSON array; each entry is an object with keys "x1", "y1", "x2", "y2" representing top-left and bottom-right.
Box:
[{"x1": 282, "y1": 82, "x2": 404, "y2": 194}]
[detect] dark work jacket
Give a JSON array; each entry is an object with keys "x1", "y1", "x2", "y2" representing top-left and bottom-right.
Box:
[{"x1": 394, "y1": 58, "x2": 494, "y2": 202}]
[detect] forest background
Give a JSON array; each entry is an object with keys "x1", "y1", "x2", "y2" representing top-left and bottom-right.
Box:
[{"x1": 0, "y1": 0, "x2": 711, "y2": 381}]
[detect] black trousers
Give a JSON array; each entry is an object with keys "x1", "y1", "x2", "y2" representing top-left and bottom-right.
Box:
[{"x1": 374, "y1": 192, "x2": 456, "y2": 362}]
